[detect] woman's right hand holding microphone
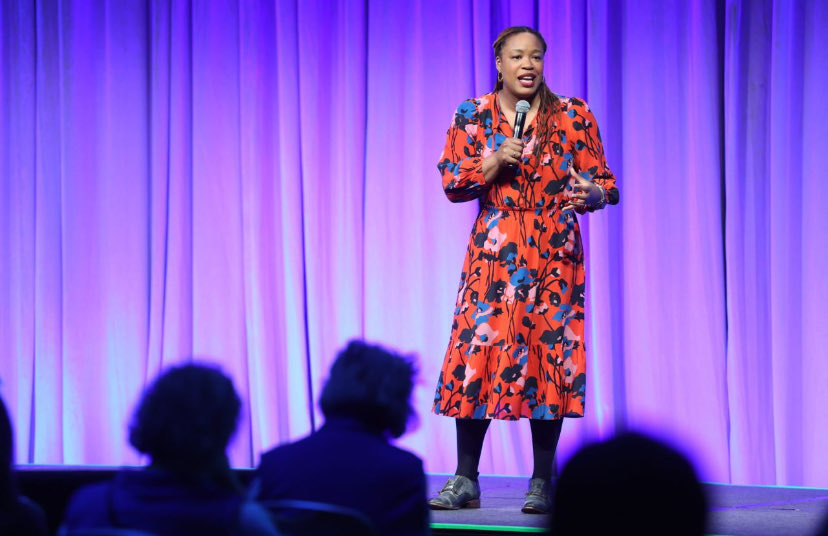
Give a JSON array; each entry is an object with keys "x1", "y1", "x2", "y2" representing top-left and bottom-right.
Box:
[{"x1": 483, "y1": 138, "x2": 525, "y2": 184}]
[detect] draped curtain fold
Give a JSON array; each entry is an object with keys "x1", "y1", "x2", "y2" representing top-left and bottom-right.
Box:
[
  {"x1": 1, "y1": 0, "x2": 825, "y2": 486},
  {"x1": 723, "y1": 0, "x2": 828, "y2": 485}
]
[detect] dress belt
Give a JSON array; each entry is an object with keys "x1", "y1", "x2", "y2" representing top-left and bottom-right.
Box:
[{"x1": 482, "y1": 204, "x2": 542, "y2": 212}]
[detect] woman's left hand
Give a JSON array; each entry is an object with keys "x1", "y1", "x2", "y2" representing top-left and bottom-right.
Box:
[{"x1": 562, "y1": 166, "x2": 602, "y2": 212}]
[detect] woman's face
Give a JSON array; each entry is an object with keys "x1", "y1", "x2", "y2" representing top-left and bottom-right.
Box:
[{"x1": 496, "y1": 32, "x2": 545, "y2": 101}]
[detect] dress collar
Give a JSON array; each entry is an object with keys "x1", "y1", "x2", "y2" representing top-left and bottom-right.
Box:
[{"x1": 493, "y1": 91, "x2": 536, "y2": 139}]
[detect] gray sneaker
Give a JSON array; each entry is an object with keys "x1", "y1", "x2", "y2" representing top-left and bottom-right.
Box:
[
  {"x1": 428, "y1": 475, "x2": 481, "y2": 510},
  {"x1": 521, "y1": 477, "x2": 553, "y2": 514}
]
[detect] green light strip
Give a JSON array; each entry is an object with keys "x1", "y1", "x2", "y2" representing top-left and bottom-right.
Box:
[
  {"x1": 704, "y1": 481, "x2": 828, "y2": 491},
  {"x1": 430, "y1": 523, "x2": 544, "y2": 533},
  {"x1": 430, "y1": 524, "x2": 732, "y2": 536}
]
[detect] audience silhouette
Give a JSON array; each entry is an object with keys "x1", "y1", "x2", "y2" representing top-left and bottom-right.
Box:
[
  {"x1": 256, "y1": 340, "x2": 430, "y2": 536},
  {"x1": 549, "y1": 432, "x2": 707, "y2": 536},
  {"x1": 60, "y1": 363, "x2": 279, "y2": 536},
  {"x1": 815, "y1": 511, "x2": 828, "y2": 536},
  {"x1": 8, "y1": 353, "x2": 828, "y2": 535},
  {"x1": 0, "y1": 395, "x2": 49, "y2": 536}
]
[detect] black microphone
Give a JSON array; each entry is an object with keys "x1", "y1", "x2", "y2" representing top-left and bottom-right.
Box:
[{"x1": 513, "y1": 100, "x2": 530, "y2": 138}]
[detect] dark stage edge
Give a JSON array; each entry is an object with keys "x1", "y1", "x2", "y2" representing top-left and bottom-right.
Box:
[{"x1": 427, "y1": 474, "x2": 828, "y2": 536}]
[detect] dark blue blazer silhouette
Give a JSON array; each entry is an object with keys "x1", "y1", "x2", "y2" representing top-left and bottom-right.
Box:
[
  {"x1": 256, "y1": 416, "x2": 430, "y2": 536},
  {"x1": 61, "y1": 469, "x2": 249, "y2": 536}
]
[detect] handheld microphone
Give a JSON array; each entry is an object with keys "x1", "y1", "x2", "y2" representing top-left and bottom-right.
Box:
[{"x1": 513, "y1": 100, "x2": 530, "y2": 138}]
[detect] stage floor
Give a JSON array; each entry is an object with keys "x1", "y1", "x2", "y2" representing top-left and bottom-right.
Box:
[{"x1": 427, "y1": 474, "x2": 828, "y2": 536}]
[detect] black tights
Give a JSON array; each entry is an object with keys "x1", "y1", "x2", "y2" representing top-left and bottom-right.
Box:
[{"x1": 455, "y1": 418, "x2": 563, "y2": 481}]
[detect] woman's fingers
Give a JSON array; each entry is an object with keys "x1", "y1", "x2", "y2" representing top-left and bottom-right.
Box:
[
  {"x1": 498, "y1": 139, "x2": 525, "y2": 167},
  {"x1": 564, "y1": 166, "x2": 597, "y2": 212},
  {"x1": 569, "y1": 167, "x2": 593, "y2": 195},
  {"x1": 573, "y1": 180, "x2": 591, "y2": 192},
  {"x1": 562, "y1": 197, "x2": 588, "y2": 208},
  {"x1": 501, "y1": 139, "x2": 525, "y2": 152},
  {"x1": 563, "y1": 187, "x2": 590, "y2": 211}
]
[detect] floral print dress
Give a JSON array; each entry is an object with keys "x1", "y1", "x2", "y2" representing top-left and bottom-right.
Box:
[{"x1": 432, "y1": 92, "x2": 618, "y2": 421}]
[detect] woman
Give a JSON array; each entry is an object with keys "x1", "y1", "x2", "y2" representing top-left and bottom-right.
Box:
[
  {"x1": 61, "y1": 363, "x2": 278, "y2": 536},
  {"x1": 0, "y1": 396, "x2": 48, "y2": 536},
  {"x1": 430, "y1": 26, "x2": 619, "y2": 514}
]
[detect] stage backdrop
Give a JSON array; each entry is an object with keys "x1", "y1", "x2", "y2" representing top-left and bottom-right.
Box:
[{"x1": 1, "y1": 0, "x2": 826, "y2": 486}]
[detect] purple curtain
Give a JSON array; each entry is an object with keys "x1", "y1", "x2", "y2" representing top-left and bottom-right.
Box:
[
  {"x1": 723, "y1": 0, "x2": 828, "y2": 485},
  {"x1": 1, "y1": 0, "x2": 826, "y2": 486}
]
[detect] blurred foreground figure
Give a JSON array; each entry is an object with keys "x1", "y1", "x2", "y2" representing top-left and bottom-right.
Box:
[
  {"x1": 814, "y1": 511, "x2": 828, "y2": 536},
  {"x1": 0, "y1": 395, "x2": 48, "y2": 536},
  {"x1": 256, "y1": 340, "x2": 430, "y2": 536},
  {"x1": 550, "y1": 432, "x2": 707, "y2": 536},
  {"x1": 62, "y1": 363, "x2": 278, "y2": 536}
]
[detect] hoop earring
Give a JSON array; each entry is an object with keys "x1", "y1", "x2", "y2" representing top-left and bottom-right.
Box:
[{"x1": 497, "y1": 71, "x2": 503, "y2": 82}]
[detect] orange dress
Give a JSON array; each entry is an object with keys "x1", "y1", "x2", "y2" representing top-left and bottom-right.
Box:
[{"x1": 432, "y1": 92, "x2": 618, "y2": 421}]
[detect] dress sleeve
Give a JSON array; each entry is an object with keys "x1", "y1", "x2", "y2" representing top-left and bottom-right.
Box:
[
  {"x1": 566, "y1": 98, "x2": 619, "y2": 206},
  {"x1": 438, "y1": 100, "x2": 489, "y2": 203}
]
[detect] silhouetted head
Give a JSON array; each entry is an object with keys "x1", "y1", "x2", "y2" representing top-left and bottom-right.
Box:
[
  {"x1": 128, "y1": 363, "x2": 241, "y2": 478},
  {"x1": 815, "y1": 511, "x2": 828, "y2": 536},
  {"x1": 550, "y1": 432, "x2": 708, "y2": 536},
  {"x1": 319, "y1": 341, "x2": 417, "y2": 439},
  {"x1": 1, "y1": 395, "x2": 17, "y2": 507}
]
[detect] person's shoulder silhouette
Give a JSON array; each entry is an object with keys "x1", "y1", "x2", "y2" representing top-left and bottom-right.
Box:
[{"x1": 1, "y1": 396, "x2": 49, "y2": 536}]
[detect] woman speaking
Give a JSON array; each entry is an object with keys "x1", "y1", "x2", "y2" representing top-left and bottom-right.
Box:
[{"x1": 430, "y1": 26, "x2": 619, "y2": 514}]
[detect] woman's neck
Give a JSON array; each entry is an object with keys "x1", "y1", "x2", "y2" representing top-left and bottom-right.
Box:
[{"x1": 497, "y1": 89, "x2": 540, "y2": 113}]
